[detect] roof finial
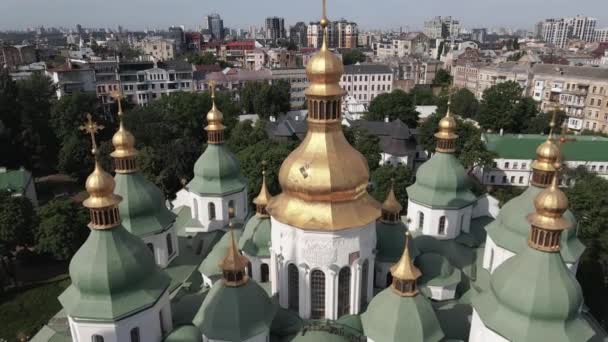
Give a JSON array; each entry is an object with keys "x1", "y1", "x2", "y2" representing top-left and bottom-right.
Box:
[
  {"x1": 254, "y1": 160, "x2": 272, "y2": 217},
  {"x1": 390, "y1": 231, "x2": 422, "y2": 296},
  {"x1": 205, "y1": 79, "x2": 225, "y2": 144},
  {"x1": 111, "y1": 90, "x2": 124, "y2": 117},
  {"x1": 219, "y1": 220, "x2": 250, "y2": 287},
  {"x1": 320, "y1": 0, "x2": 329, "y2": 51},
  {"x1": 110, "y1": 91, "x2": 138, "y2": 173},
  {"x1": 79, "y1": 113, "x2": 104, "y2": 158}
]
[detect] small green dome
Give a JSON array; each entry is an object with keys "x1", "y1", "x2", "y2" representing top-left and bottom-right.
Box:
[
  {"x1": 59, "y1": 226, "x2": 170, "y2": 320},
  {"x1": 416, "y1": 253, "x2": 461, "y2": 288},
  {"x1": 239, "y1": 215, "x2": 271, "y2": 258},
  {"x1": 163, "y1": 325, "x2": 203, "y2": 342},
  {"x1": 193, "y1": 280, "x2": 276, "y2": 341},
  {"x1": 486, "y1": 186, "x2": 585, "y2": 263},
  {"x1": 362, "y1": 287, "x2": 444, "y2": 342},
  {"x1": 188, "y1": 144, "x2": 247, "y2": 196},
  {"x1": 473, "y1": 247, "x2": 596, "y2": 342},
  {"x1": 407, "y1": 153, "x2": 476, "y2": 209},
  {"x1": 115, "y1": 173, "x2": 176, "y2": 237}
]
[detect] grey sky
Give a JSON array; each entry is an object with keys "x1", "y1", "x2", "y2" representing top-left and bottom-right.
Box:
[{"x1": 0, "y1": 0, "x2": 606, "y2": 31}]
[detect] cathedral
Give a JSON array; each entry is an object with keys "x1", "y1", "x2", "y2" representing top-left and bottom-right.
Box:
[{"x1": 32, "y1": 3, "x2": 606, "y2": 342}]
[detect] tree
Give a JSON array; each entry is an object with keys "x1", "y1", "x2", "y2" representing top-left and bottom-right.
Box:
[
  {"x1": 433, "y1": 69, "x2": 452, "y2": 87},
  {"x1": 344, "y1": 126, "x2": 382, "y2": 172},
  {"x1": 228, "y1": 120, "x2": 269, "y2": 153},
  {"x1": 0, "y1": 192, "x2": 37, "y2": 249},
  {"x1": 523, "y1": 110, "x2": 566, "y2": 134},
  {"x1": 35, "y1": 199, "x2": 89, "y2": 260},
  {"x1": 410, "y1": 87, "x2": 437, "y2": 106},
  {"x1": 477, "y1": 81, "x2": 538, "y2": 133},
  {"x1": 371, "y1": 165, "x2": 414, "y2": 212},
  {"x1": 240, "y1": 81, "x2": 291, "y2": 118},
  {"x1": 185, "y1": 52, "x2": 218, "y2": 65},
  {"x1": 342, "y1": 49, "x2": 366, "y2": 66},
  {"x1": 0, "y1": 69, "x2": 20, "y2": 169},
  {"x1": 365, "y1": 90, "x2": 419, "y2": 128},
  {"x1": 450, "y1": 88, "x2": 479, "y2": 118}
]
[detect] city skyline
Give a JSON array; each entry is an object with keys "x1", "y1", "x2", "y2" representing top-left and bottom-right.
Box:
[{"x1": 1, "y1": 0, "x2": 607, "y2": 31}]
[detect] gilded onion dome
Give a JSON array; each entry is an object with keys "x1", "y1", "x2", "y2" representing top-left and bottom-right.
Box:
[
  {"x1": 530, "y1": 116, "x2": 560, "y2": 185},
  {"x1": 434, "y1": 97, "x2": 458, "y2": 153},
  {"x1": 266, "y1": 0, "x2": 381, "y2": 230},
  {"x1": 205, "y1": 80, "x2": 226, "y2": 144},
  {"x1": 219, "y1": 223, "x2": 250, "y2": 287},
  {"x1": 380, "y1": 180, "x2": 402, "y2": 223},
  {"x1": 390, "y1": 232, "x2": 422, "y2": 297},
  {"x1": 253, "y1": 165, "x2": 272, "y2": 217}
]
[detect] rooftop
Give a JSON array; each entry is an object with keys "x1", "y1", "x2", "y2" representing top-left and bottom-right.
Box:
[
  {"x1": 532, "y1": 64, "x2": 608, "y2": 80},
  {"x1": 344, "y1": 63, "x2": 392, "y2": 75}
]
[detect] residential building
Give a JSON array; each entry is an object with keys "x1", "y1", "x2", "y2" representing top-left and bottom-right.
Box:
[
  {"x1": 471, "y1": 28, "x2": 488, "y2": 43},
  {"x1": 0, "y1": 44, "x2": 36, "y2": 69},
  {"x1": 289, "y1": 22, "x2": 308, "y2": 47},
  {"x1": 46, "y1": 60, "x2": 96, "y2": 99},
  {"x1": 476, "y1": 133, "x2": 608, "y2": 187},
  {"x1": 542, "y1": 16, "x2": 597, "y2": 48},
  {"x1": 531, "y1": 64, "x2": 608, "y2": 133},
  {"x1": 0, "y1": 167, "x2": 38, "y2": 206},
  {"x1": 384, "y1": 56, "x2": 443, "y2": 88},
  {"x1": 267, "y1": 49, "x2": 298, "y2": 69},
  {"x1": 91, "y1": 59, "x2": 120, "y2": 107},
  {"x1": 373, "y1": 32, "x2": 430, "y2": 58},
  {"x1": 203, "y1": 14, "x2": 224, "y2": 40},
  {"x1": 137, "y1": 36, "x2": 176, "y2": 61},
  {"x1": 271, "y1": 68, "x2": 308, "y2": 108},
  {"x1": 168, "y1": 26, "x2": 185, "y2": 53},
  {"x1": 340, "y1": 63, "x2": 393, "y2": 106},
  {"x1": 595, "y1": 28, "x2": 608, "y2": 43},
  {"x1": 424, "y1": 16, "x2": 461, "y2": 39},
  {"x1": 307, "y1": 19, "x2": 358, "y2": 49},
  {"x1": 265, "y1": 17, "x2": 286, "y2": 43},
  {"x1": 476, "y1": 62, "x2": 531, "y2": 99},
  {"x1": 453, "y1": 63, "x2": 482, "y2": 96},
  {"x1": 244, "y1": 49, "x2": 266, "y2": 70}
]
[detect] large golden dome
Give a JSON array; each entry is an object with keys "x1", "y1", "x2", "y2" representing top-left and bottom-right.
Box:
[
  {"x1": 532, "y1": 139, "x2": 560, "y2": 172},
  {"x1": 110, "y1": 122, "x2": 137, "y2": 159},
  {"x1": 84, "y1": 161, "x2": 122, "y2": 209},
  {"x1": 527, "y1": 175, "x2": 571, "y2": 231}
]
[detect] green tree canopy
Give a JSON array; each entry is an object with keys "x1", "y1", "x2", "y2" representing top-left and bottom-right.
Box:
[
  {"x1": 342, "y1": 49, "x2": 366, "y2": 66},
  {"x1": 523, "y1": 110, "x2": 566, "y2": 134},
  {"x1": 477, "y1": 81, "x2": 538, "y2": 133},
  {"x1": 450, "y1": 88, "x2": 479, "y2": 119},
  {"x1": 0, "y1": 192, "x2": 37, "y2": 249},
  {"x1": 240, "y1": 81, "x2": 291, "y2": 118},
  {"x1": 365, "y1": 90, "x2": 419, "y2": 128},
  {"x1": 343, "y1": 126, "x2": 382, "y2": 172},
  {"x1": 410, "y1": 87, "x2": 437, "y2": 106},
  {"x1": 35, "y1": 199, "x2": 89, "y2": 260},
  {"x1": 370, "y1": 165, "x2": 414, "y2": 212},
  {"x1": 433, "y1": 69, "x2": 452, "y2": 86},
  {"x1": 227, "y1": 120, "x2": 269, "y2": 153}
]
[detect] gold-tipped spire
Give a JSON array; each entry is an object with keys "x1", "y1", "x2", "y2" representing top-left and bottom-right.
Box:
[
  {"x1": 530, "y1": 112, "x2": 560, "y2": 187},
  {"x1": 381, "y1": 179, "x2": 402, "y2": 223},
  {"x1": 254, "y1": 161, "x2": 272, "y2": 217},
  {"x1": 205, "y1": 80, "x2": 226, "y2": 144},
  {"x1": 80, "y1": 114, "x2": 122, "y2": 229},
  {"x1": 110, "y1": 91, "x2": 138, "y2": 173},
  {"x1": 390, "y1": 232, "x2": 422, "y2": 296},
  {"x1": 435, "y1": 89, "x2": 458, "y2": 153},
  {"x1": 219, "y1": 221, "x2": 250, "y2": 287}
]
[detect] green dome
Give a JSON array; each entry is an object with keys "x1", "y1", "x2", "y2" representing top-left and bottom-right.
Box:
[
  {"x1": 486, "y1": 186, "x2": 585, "y2": 263},
  {"x1": 163, "y1": 325, "x2": 203, "y2": 342},
  {"x1": 239, "y1": 215, "x2": 271, "y2": 258},
  {"x1": 362, "y1": 287, "x2": 444, "y2": 342},
  {"x1": 59, "y1": 226, "x2": 170, "y2": 320},
  {"x1": 473, "y1": 247, "x2": 595, "y2": 342},
  {"x1": 193, "y1": 280, "x2": 276, "y2": 341},
  {"x1": 188, "y1": 144, "x2": 247, "y2": 196},
  {"x1": 417, "y1": 253, "x2": 461, "y2": 288},
  {"x1": 115, "y1": 173, "x2": 176, "y2": 237},
  {"x1": 407, "y1": 152, "x2": 476, "y2": 209},
  {"x1": 376, "y1": 223, "x2": 420, "y2": 263}
]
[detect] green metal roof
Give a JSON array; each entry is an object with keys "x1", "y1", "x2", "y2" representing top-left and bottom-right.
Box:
[
  {"x1": 188, "y1": 144, "x2": 248, "y2": 196},
  {"x1": 239, "y1": 215, "x2": 271, "y2": 258},
  {"x1": 473, "y1": 247, "x2": 597, "y2": 342},
  {"x1": 486, "y1": 186, "x2": 585, "y2": 263},
  {"x1": 375, "y1": 221, "x2": 420, "y2": 263},
  {"x1": 163, "y1": 325, "x2": 203, "y2": 342},
  {"x1": 483, "y1": 133, "x2": 608, "y2": 161},
  {"x1": 59, "y1": 225, "x2": 170, "y2": 321},
  {"x1": 407, "y1": 152, "x2": 477, "y2": 209},
  {"x1": 0, "y1": 168, "x2": 31, "y2": 194},
  {"x1": 199, "y1": 227, "x2": 242, "y2": 278},
  {"x1": 193, "y1": 280, "x2": 276, "y2": 341},
  {"x1": 417, "y1": 253, "x2": 462, "y2": 288},
  {"x1": 362, "y1": 287, "x2": 445, "y2": 342},
  {"x1": 115, "y1": 173, "x2": 176, "y2": 237}
]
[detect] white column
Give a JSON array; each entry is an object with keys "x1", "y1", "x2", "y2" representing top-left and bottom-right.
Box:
[
  {"x1": 352, "y1": 261, "x2": 362, "y2": 314},
  {"x1": 326, "y1": 267, "x2": 338, "y2": 320},
  {"x1": 270, "y1": 250, "x2": 279, "y2": 296},
  {"x1": 301, "y1": 265, "x2": 310, "y2": 319}
]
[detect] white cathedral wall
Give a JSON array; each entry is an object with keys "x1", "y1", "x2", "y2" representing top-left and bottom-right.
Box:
[
  {"x1": 425, "y1": 284, "x2": 458, "y2": 301},
  {"x1": 379, "y1": 153, "x2": 414, "y2": 169},
  {"x1": 469, "y1": 309, "x2": 509, "y2": 342},
  {"x1": 374, "y1": 261, "x2": 393, "y2": 288},
  {"x1": 270, "y1": 217, "x2": 376, "y2": 320},
  {"x1": 68, "y1": 291, "x2": 173, "y2": 342},
  {"x1": 173, "y1": 188, "x2": 248, "y2": 233},
  {"x1": 204, "y1": 331, "x2": 269, "y2": 342},
  {"x1": 406, "y1": 200, "x2": 473, "y2": 239},
  {"x1": 244, "y1": 253, "x2": 271, "y2": 284},
  {"x1": 142, "y1": 226, "x2": 179, "y2": 268}
]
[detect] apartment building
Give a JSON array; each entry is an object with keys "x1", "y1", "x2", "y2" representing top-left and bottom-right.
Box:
[
  {"x1": 531, "y1": 64, "x2": 608, "y2": 133},
  {"x1": 271, "y1": 68, "x2": 308, "y2": 108},
  {"x1": 594, "y1": 28, "x2": 608, "y2": 43},
  {"x1": 46, "y1": 61, "x2": 96, "y2": 99},
  {"x1": 137, "y1": 37, "x2": 177, "y2": 61},
  {"x1": 307, "y1": 20, "x2": 358, "y2": 49},
  {"x1": 340, "y1": 64, "x2": 393, "y2": 106},
  {"x1": 453, "y1": 64, "x2": 482, "y2": 96},
  {"x1": 476, "y1": 63, "x2": 531, "y2": 99},
  {"x1": 542, "y1": 16, "x2": 597, "y2": 48},
  {"x1": 374, "y1": 32, "x2": 430, "y2": 59},
  {"x1": 423, "y1": 16, "x2": 461, "y2": 39},
  {"x1": 265, "y1": 17, "x2": 286, "y2": 43}
]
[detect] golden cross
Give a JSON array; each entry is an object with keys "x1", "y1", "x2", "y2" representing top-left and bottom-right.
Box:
[
  {"x1": 111, "y1": 90, "x2": 124, "y2": 116},
  {"x1": 79, "y1": 113, "x2": 104, "y2": 155},
  {"x1": 208, "y1": 80, "x2": 217, "y2": 99}
]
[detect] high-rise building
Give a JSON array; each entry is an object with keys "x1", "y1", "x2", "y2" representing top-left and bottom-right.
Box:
[
  {"x1": 265, "y1": 16, "x2": 286, "y2": 43},
  {"x1": 542, "y1": 16, "x2": 597, "y2": 48},
  {"x1": 290, "y1": 21, "x2": 308, "y2": 47},
  {"x1": 423, "y1": 16, "x2": 461, "y2": 39},
  {"x1": 471, "y1": 28, "x2": 487, "y2": 43},
  {"x1": 203, "y1": 14, "x2": 224, "y2": 41},
  {"x1": 307, "y1": 19, "x2": 358, "y2": 49},
  {"x1": 594, "y1": 27, "x2": 608, "y2": 42}
]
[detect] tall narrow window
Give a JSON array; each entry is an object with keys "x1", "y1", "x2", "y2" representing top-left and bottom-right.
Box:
[
  {"x1": 130, "y1": 328, "x2": 140, "y2": 342},
  {"x1": 159, "y1": 311, "x2": 165, "y2": 335},
  {"x1": 261, "y1": 263, "x2": 269, "y2": 283},
  {"x1": 460, "y1": 214, "x2": 465, "y2": 232},
  {"x1": 386, "y1": 272, "x2": 393, "y2": 287},
  {"x1": 310, "y1": 270, "x2": 326, "y2": 319},
  {"x1": 288, "y1": 264, "x2": 299, "y2": 311},
  {"x1": 338, "y1": 267, "x2": 351, "y2": 317},
  {"x1": 418, "y1": 212, "x2": 424, "y2": 230},
  {"x1": 192, "y1": 198, "x2": 199, "y2": 219},
  {"x1": 489, "y1": 249, "x2": 495, "y2": 272},
  {"x1": 166, "y1": 234, "x2": 173, "y2": 256},
  {"x1": 92, "y1": 335, "x2": 104, "y2": 342},
  {"x1": 247, "y1": 261, "x2": 253, "y2": 278},
  {"x1": 360, "y1": 260, "x2": 369, "y2": 311},
  {"x1": 228, "y1": 200, "x2": 235, "y2": 218},
  {"x1": 208, "y1": 202, "x2": 216, "y2": 220},
  {"x1": 438, "y1": 216, "x2": 446, "y2": 235}
]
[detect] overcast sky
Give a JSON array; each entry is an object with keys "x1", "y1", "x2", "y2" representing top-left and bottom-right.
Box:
[{"x1": 0, "y1": 0, "x2": 606, "y2": 31}]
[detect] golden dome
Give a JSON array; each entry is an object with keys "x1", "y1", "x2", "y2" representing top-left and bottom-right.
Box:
[
  {"x1": 382, "y1": 182, "x2": 403, "y2": 214},
  {"x1": 253, "y1": 170, "x2": 272, "y2": 208},
  {"x1": 527, "y1": 175, "x2": 571, "y2": 231},
  {"x1": 434, "y1": 109, "x2": 458, "y2": 140},
  {"x1": 205, "y1": 101, "x2": 225, "y2": 132},
  {"x1": 390, "y1": 232, "x2": 421, "y2": 282},
  {"x1": 83, "y1": 160, "x2": 122, "y2": 209},
  {"x1": 110, "y1": 121, "x2": 137, "y2": 159},
  {"x1": 532, "y1": 139, "x2": 560, "y2": 172},
  {"x1": 219, "y1": 224, "x2": 250, "y2": 287}
]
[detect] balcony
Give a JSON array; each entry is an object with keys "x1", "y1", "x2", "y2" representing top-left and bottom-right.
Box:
[{"x1": 562, "y1": 89, "x2": 588, "y2": 96}]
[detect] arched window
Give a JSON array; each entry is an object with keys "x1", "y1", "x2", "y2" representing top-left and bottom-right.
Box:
[
  {"x1": 438, "y1": 216, "x2": 446, "y2": 235},
  {"x1": 192, "y1": 198, "x2": 199, "y2": 219},
  {"x1": 92, "y1": 335, "x2": 104, "y2": 342},
  {"x1": 228, "y1": 200, "x2": 235, "y2": 218},
  {"x1": 288, "y1": 264, "x2": 299, "y2": 311},
  {"x1": 460, "y1": 214, "x2": 465, "y2": 232},
  {"x1": 310, "y1": 270, "x2": 326, "y2": 319},
  {"x1": 386, "y1": 271, "x2": 393, "y2": 287},
  {"x1": 261, "y1": 263, "x2": 269, "y2": 283},
  {"x1": 166, "y1": 234, "x2": 173, "y2": 256},
  {"x1": 130, "y1": 328, "x2": 140, "y2": 342},
  {"x1": 208, "y1": 202, "x2": 216, "y2": 220},
  {"x1": 247, "y1": 261, "x2": 253, "y2": 278},
  {"x1": 418, "y1": 212, "x2": 424, "y2": 230},
  {"x1": 360, "y1": 260, "x2": 369, "y2": 311},
  {"x1": 338, "y1": 267, "x2": 351, "y2": 317}
]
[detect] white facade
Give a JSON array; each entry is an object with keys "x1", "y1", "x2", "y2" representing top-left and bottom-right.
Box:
[
  {"x1": 204, "y1": 331, "x2": 268, "y2": 342},
  {"x1": 173, "y1": 188, "x2": 249, "y2": 233},
  {"x1": 469, "y1": 309, "x2": 509, "y2": 342},
  {"x1": 270, "y1": 218, "x2": 376, "y2": 320},
  {"x1": 119, "y1": 67, "x2": 194, "y2": 106},
  {"x1": 68, "y1": 291, "x2": 173, "y2": 342},
  {"x1": 142, "y1": 227, "x2": 179, "y2": 268},
  {"x1": 340, "y1": 68, "x2": 393, "y2": 106},
  {"x1": 425, "y1": 283, "x2": 458, "y2": 301},
  {"x1": 406, "y1": 200, "x2": 473, "y2": 240},
  {"x1": 244, "y1": 253, "x2": 271, "y2": 284}
]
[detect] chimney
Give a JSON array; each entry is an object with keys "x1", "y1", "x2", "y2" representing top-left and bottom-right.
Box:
[
  {"x1": 385, "y1": 116, "x2": 390, "y2": 123},
  {"x1": 500, "y1": 128, "x2": 504, "y2": 136}
]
